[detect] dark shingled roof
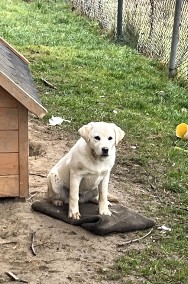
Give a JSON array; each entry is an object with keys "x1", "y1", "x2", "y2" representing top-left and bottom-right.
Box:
[{"x1": 0, "y1": 38, "x2": 47, "y2": 117}]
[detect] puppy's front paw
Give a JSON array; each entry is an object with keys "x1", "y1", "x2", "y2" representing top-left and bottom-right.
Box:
[
  {"x1": 68, "y1": 211, "x2": 81, "y2": 220},
  {"x1": 53, "y1": 200, "x2": 63, "y2": 206},
  {"x1": 99, "y1": 208, "x2": 112, "y2": 216}
]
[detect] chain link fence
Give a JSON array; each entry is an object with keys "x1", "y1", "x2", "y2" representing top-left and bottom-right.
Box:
[{"x1": 68, "y1": 0, "x2": 188, "y2": 82}]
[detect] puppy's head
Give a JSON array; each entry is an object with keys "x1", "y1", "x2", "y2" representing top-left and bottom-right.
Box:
[{"x1": 78, "y1": 122, "x2": 125, "y2": 158}]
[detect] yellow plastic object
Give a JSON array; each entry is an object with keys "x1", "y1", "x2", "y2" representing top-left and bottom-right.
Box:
[{"x1": 176, "y1": 123, "x2": 188, "y2": 139}]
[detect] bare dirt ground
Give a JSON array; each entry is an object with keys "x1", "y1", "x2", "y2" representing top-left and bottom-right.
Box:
[{"x1": 0, "y1": 117, "x2": 158, "y2": 284}]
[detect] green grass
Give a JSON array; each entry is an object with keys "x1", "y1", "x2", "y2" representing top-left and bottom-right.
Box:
[
  {"x1": 112, "y1": 206, "x2": 188, "y2": 283},
  {"x1": 0, "y1": 0, "x2": 188, "y2": 282}
]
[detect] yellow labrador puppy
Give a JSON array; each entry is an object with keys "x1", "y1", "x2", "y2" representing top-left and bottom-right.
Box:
[{"x1": 47, "y1": 122, "x2": 125, "y2": 220}]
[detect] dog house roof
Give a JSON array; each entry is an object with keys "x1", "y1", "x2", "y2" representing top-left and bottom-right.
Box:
[{"x1": 0, "y1": 37, "x2": 47, "y2": 117}]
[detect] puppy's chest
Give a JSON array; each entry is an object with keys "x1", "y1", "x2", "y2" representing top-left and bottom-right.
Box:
[
  {"x1": 81, "y1": 161, "x2": 110, "y2": 176},
  {"x1": 76, "y1": 158, "x2": 112, "y2": 175},
  {"x1": 80, "y1": 172, "x2": 106, "y2": 190},
  {"x1": 81, "y1": 168, "x2": 108, "y2": 178}
]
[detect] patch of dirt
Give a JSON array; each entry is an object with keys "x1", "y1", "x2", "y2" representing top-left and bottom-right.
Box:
[{"x1": 0, "y1": 118, "x2": 159, "y2": 284}]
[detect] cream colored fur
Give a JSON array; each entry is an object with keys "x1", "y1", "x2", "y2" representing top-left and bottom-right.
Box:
[{"x1": 47, "y1": 122, "x2": 125, "y2": 220}]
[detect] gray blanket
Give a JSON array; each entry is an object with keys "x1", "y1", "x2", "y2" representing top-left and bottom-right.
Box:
[{"x1": 32, "y1": 201, "x2": 155, "y2": 235}]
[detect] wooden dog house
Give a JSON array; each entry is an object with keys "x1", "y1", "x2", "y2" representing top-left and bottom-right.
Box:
[{"x1": 0, "y1": 37, "x2": 47, "y2": 198}]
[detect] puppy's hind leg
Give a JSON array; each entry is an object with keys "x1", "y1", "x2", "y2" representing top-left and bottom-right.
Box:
[
  {"x1": 47, "y1": 171, "x2": 65, "y2": 206},
  {"x1": 88, "y1": 191, "x2": 119, "y2": 205}
]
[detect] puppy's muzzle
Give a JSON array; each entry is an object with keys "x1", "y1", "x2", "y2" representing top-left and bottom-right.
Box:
[{"x1": 101, "y1": 147, "x2": 109, "y2": 156}]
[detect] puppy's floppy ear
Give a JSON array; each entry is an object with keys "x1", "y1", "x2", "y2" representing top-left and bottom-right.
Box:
[
  {"x1": 111, "y1": 123, "x2": 125, "y2": 145},
  {"x1": 78, "y1": 122, "x2": 94, "y2": 141}
]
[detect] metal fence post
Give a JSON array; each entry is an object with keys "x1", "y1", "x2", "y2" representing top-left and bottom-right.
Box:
[
  {"x1": 169, "y1": 0, "x2": 183, "y2": 78},
  {"x1": 117, "y1": 0, "x2": 123, "y2": 39}
]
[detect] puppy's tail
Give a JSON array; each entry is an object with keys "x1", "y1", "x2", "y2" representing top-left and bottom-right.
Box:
[{"x1": 108, "y1": 193, "x2": 119, "y2": 203}]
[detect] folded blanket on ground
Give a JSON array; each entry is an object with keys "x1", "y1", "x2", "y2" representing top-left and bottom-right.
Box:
[{"x1": 32, "y1": 201, "x2": 155, "y2": 236}]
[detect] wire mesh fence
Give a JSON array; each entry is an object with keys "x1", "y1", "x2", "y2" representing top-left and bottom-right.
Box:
[{"x1": 68, "y1": 0, "x2": 188, "y2": 82}]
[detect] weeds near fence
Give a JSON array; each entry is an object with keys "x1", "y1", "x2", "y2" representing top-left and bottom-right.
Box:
[{"x1": 69, "y1": 0, "x2": 188, "y2": 81}]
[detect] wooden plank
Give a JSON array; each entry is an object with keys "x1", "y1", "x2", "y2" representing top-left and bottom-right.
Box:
[
  {"x1": 0, "y1": 71, "x2": 47, "y2": 118},
  {"x1": 0, "y1": 131, "x2": 18, "y2": 152},
  {"x1": 0, "y1": 37, "x2": 30, "y2": 64},
  {"x1": 0, "y1": 86, "x2": 18, "y2": 107},
  {"x1": 18, "y1": 105, "x2": 29, "y2": 197},
  {"x1": 0, "y1": 175, "x2": 19, "y2": 197},
  {"x1": 0, "y1": 108, "x2": 18, "y2": 130},
  {"x1": 0, "y1": 153, "x2": 19, "y2": 175}
]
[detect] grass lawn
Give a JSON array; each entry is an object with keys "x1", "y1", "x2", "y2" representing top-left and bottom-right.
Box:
[{"x1": 1, "y1": 0, "x2": 188, "y2": 283}]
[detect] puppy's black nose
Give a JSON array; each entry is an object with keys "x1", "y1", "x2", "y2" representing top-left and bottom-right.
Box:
[{"x1": 102, "y1": 147, "x2": 109, "y2": 154}]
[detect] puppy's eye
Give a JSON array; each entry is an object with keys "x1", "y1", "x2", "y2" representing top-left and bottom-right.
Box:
[
  {"x1": 94, "y1": 136, "x2": 101, "y2": 141},
  {"x1": 108, "y1": 136, "x2": 113, "y2": 140}
]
